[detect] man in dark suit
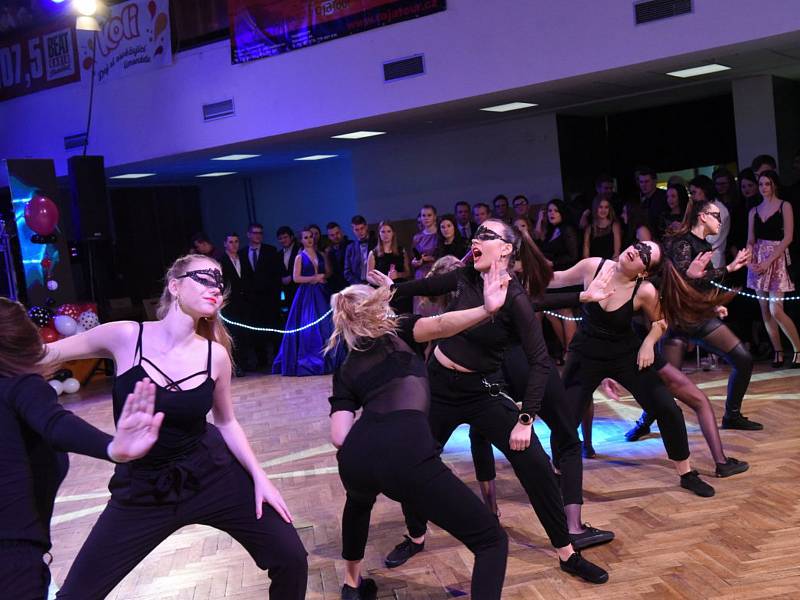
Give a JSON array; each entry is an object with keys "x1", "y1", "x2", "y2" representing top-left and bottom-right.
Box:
[
  {"x1": 239, "y1": 223, "x2": 282, "y2": 370},
  {"x1": 219, "y1": 232, "x2": 249, "y2": 376},
  {"x1": 276, "y1": 225, "x2": 301, "y2": 310},
  {"x1": 324, "y1": 221, "x2": 351, "y2": 293},
  {"x1": 454, "y1": 201, "x2": 477, "y2": 240}
]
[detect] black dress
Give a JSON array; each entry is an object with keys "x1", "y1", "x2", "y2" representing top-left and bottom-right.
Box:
[
  {"x1": 373, "y1": 248, "x2": 413, "y2": 314},
  {"x1": 588, "y1": 225, "x2": 615, "y2": 259}
]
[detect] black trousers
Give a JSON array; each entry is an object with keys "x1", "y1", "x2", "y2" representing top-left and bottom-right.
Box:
[
  {"x1": 0, "y1": 542, "x2": 50, "y2": 600},
  {"x1": 56, "y1": 462, "x2": 308, "y2": 600},
  {"x1": 339, "y1": 410, "x2": 507, "y2": 599},
  {"x1": 404, "y1": 358, "x2": 572, "y2": 549},
  {"x1": 562, "y1": 345, "x2": 690, "y2": 462},
  {"x1": 470, "y1": 348, "x2": 584, "y2": 505}
]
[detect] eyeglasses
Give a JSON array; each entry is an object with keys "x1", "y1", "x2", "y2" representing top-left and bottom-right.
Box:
[
  {"x1": 703, "y1": 211, "x2": 721, "y2": 223},
  {"x1": 177, "y1": 268, "x2": 224, "y2": 292},
  {"x1": 513, "y1": 201, "x2": 528, "y2": 207},
  {"x1": 472, "y1": 226, "x2": 512, "y2": 244},
  {"x1": 633, "y1": 242, "x2": 651, "y2": 268}
]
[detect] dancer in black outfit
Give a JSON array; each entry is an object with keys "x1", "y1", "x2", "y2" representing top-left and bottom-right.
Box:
[
  {"x1": 328, "y1": 265, "x2": 510, "y2": 599},
  {"x1": 650, "y1": 199, "x2": 761, "y2": 431},
  {"x1": 0, "y1": 298, "x2": 163, "y2": 600},
  {"x1": 45, "y1": 255, "x2": 308, "y2": 599},
  {"x1": 370, "y1": 219, "x2": 609, "y2": 584},
  {"x1": 554, "y1": 243, "x2": 716, "y2": 497}
]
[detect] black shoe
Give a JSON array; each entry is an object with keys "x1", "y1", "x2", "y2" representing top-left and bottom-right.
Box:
[
  {"x1": 341, "y1": 578, "x2": 377, "y2": 600},
  {"x1": 582, "y1": 443, "x2": 596, "y2": 459},
  {"x1": 624, "y1": 413, "x2": 655, "y2": 441},
  {"x1": 569, "y1": 523, "x2": 615, "y2": 550},
  {"x1": 715, "y1": 457, "x2": 750, "y2": 478},
  {"x1": 792, "y1": 352, "x2": 800, "y2": 369},
  {"x1": 721, "y1": 414, "x2": 764, "y2": 431},
  {"x1": 559, "y1": 551, "x2": 609, "y2": 584},
  {"x1": 680, "y1": 470, "x2": 715, "y2": 497},
  {"x1": 384, "y1": 535, "x2": 424, "y2": 568},
  {"x1": 772, "y1": 351, "x2": 784, "y2": 368}
]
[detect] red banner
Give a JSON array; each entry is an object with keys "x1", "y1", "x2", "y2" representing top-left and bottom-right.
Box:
[
  {"x1": 229, "y1": 0, "x2": 446, "y2": 64},
  {"x1": 0, "y1": 16, "x2": 80, "y2": 102}
]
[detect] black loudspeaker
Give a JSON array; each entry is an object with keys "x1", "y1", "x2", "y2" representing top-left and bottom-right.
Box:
[{"x1": 68, "y1": 155, "x2": 112, "y2": 241}]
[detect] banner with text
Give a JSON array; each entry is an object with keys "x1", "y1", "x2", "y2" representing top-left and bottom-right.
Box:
[
  {"x1": 0, "y1": 17, "x2": 80, "y2": 102},
  {"x1": 78, "y1": 0, "x2": 172, "y2": 84},
  {"x1": 229, "y1": 0, "x2": 446, "y2": 64}
]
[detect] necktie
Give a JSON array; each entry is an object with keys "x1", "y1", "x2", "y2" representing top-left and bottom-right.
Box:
[{"x1": 250, "y1": 248, "x2": 258, "y2": 270}]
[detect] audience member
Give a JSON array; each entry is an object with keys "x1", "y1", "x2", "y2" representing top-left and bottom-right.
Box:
[
  {"x1": 434, "y1": 214, "x2": 469, "y2": 260},
  {"x1": 325, "y1": 222, "x2": 351, "y2": 292},
  {"x1": 344, "y1": 215, "x2": 372, "y2": 285},
  {"x1": 191, "y1": 232, "x2": 223, "y2": 261},
  {"x1": 492, "y1": 194, "x2": 512, "y2": 223},
  {"x1": 276, "y1": 226, "x2": 301, "y2": 308},
  {"x1": 308, "y1": 224, "x2": 328, "y2": 252},
  {"x1": 512, "y1": 195, "x2": 530, "y2": 219},
  {"x1": 656, "y1": 183, "x2": 689, "y2": 240},
  {"x1": 751, "y1": 154, "x2": 777, "y2": 176},
  {"x1": 582, "y1": 196, "x2": 621, "y2": 259},
  {"x1": 220, "y1": 232, "x2": 248, "y2": 376},
  {"x1": 454, "y1": 201, "x2": 476, "y2": 239},
  {"x1": 367, "y1": 220, "x2": 412, "y2": 314},
  {"x1": 472, "y1": 202, "x2": 491, "y2": 225},
  {"x1": 739, "y1": 168, "x2": 761, "y2": 210}
]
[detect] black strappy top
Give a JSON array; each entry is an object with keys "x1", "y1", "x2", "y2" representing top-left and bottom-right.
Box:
[
  {"x1": 112, "y1": 322, "x2": 215, "y2": 466},
  {"x1": 753, "y1": 202, "x2": 785, "y2": 241}
]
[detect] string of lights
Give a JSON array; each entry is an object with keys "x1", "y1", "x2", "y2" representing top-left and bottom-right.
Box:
[
  {"x1": 711, "y1": 281, "x2": 800, "y2": 302},
  {"x1": 542, "y1": 310, "x2": 583, "y2": 321},
  {"x1": 220, "y1": 309, "x2": 333, "y2": 334}
]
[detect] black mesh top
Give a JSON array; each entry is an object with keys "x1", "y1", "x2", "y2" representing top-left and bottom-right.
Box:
[
  {"x1": 329, "y1": 314, "x2": 429, "y2": 415},
  {"x1": 665, "y1": 232, "x2": 727, "y2": 290},
  {"x1": 391, "y1": 267, "x2": 551, "y2": 415}
]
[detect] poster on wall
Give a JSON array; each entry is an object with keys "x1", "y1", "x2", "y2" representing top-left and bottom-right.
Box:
[
  {"x1": 0, "y1": 16, "x2": 80, "y2": 102},
  {"x1": 77, "y1": 0, "x2": 172, "y2": 84},
  {"x1": 228, "y1": 0, "x2": 446, "y2": 64}
]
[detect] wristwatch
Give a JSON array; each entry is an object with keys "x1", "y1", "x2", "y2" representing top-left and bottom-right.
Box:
[{"x1": 518, "y1": 412, "x2": 533, "y2": 426}]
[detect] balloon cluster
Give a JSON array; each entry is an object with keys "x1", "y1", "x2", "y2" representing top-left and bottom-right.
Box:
[
  {"x1": 30, "y1": 302, "x2": 101, "y2": 343},
  {"x1": 24, "y1": 194, "x2": 59, "y2": 244}
]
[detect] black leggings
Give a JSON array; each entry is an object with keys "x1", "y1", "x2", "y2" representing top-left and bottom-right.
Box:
[
  {"x1": 404, "y1": 358, "x2": 572, "y2": 549},
  {"x1": 57, "y1": 462, "x2": 308, "y2": 600},
  {"x1": 562, "y1": 348, "x2": 691, "y2": 462},
  {"x1": 0, "y1": 542, "x2": 50, "y2": 600},
  {"x1": 470, "y1": 349, "x2": 584, "y2": 505},
  {"x1": 665, "y1": 318, "x2": 753, "y2": 417},
  {"x1": 339, "y1": 410, "x2": 507, "y2": 599}
]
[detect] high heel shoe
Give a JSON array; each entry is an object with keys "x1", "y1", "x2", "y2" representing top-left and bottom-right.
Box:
[
  {"x1": 791, "y1": 352, "x2": 800, "y2": 369},
  {"x1": 772, "y1": 350, "x2": 784, "y2": 368}
]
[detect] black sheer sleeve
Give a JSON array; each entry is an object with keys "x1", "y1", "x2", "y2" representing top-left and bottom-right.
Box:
[
  {"x1": 329, "y1": 368, "x2": 361, "y2": 415},
  {"x1": 552, "y1": 226, "x2": 580, "y2": 270},
  {"x1": 12, "y1": 375, "x2": 111, "y2": 460},
  {"x1": 509, "y1": 291, "x2": 552, "y2": 415},
  {"x1": 670, "y1": 239, "x2": 727, "y2": 284},
  {"x1": 395, "y1": 314, "x2": 424, "y2": 354},
  {"x1": 533, "y1": 292, "x2": 581, "y2": 311},
  {"x1": 392, "y1": 267, "x2": 464, "y2": 299}
]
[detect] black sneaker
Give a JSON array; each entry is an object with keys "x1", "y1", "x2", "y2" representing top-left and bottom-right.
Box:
[
  {"x1": 625, "y1": 412, "x2": 655, "y2": 441},
  {"x1": 715, "y1": 457, "x2": 749, "y2": 478},
  {"x1": 384, "y1": 535, "x2": 424, "y2": 568},
  {"x1": 721, "y1": 414, "x2": 764, "y2": 431},
  {"x1": 559, "y1": 551, "x2": 609, "y2": 584},
  {"x1": 569, "y1": 523, "x2": 615, "y2": 551},
  {"x1": 341, "y1": 578, "x2": 377, "y2": 600},
  {"x1": 582, "y1": 443, "x2": 596, "y2": 459},
  {"x1": 680, "y1": 470, "x2": 715, "y2": 497}
]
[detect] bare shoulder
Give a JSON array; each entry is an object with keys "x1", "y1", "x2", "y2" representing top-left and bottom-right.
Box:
[
  {"x1": 210, "y1": 340, "x2": 232, "y2": 368},
  {"x1": 638, "y1": 280, "x2": 658, "y2": 301}
]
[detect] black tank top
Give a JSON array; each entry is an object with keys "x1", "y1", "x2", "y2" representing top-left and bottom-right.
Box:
[
  {"x1": 753, "y1": 202, "x2": 785, "y2": 241},
  {"x1": 112, "y1": 322, "x2": 214, "y2": 466}
]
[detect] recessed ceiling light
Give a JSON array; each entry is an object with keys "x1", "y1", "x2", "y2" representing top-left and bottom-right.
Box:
[
  {"x1": 294, "y1": 154, "x2": 338, "y2": 161},
  {"x1": 109, "y1": 173, "x2": 156, "y2": 179},
  {"x1": 211, "y1": 154, "x2": 260, "y2": 161},
  {"x1": 666, "y1": 64, "x2": 731, "y2": 78},
  {"x1": 480, "y1": 102, "x2": 538, "y2": 113},
  {"x1": 195, "y1": 171, "x2": 236, "y2": 177},
  {"x1": 331, "y1": 131, "x2": 386, "y2": 140}
]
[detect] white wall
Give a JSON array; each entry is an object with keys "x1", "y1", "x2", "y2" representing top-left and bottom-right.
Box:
[
  {"x1": 2, "y1": 0, "x2": 800, "y2": 181},
  {"x1": 200, "y1": 111, "x2": 562, "y2": 244}
]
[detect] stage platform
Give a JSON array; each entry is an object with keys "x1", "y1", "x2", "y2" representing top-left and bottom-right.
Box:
[{"x1": 50, "y1": 364, "x2": 800, "y2": 599}]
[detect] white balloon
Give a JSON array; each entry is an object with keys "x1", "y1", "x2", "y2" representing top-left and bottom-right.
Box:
[
  {"x1": 46, "y1": 279, "x2": 59, "y2": 291},
  {"x1": 53, "y1": 315, "x2": 78, "y2": 337},
  {"x1": 48, "y1": 379, "x2": 64, "y2": 395},
  {"x1": 78, "y1": 310, "x2": 100, "y2": 330},
  {"x1": 62, "y1": 378, "x2": 81, "y2": 394}
]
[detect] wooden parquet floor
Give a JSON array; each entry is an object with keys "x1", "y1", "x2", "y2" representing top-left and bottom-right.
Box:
[{"x1": 50, "y1": 364, "x2": 800, "y2": 599}]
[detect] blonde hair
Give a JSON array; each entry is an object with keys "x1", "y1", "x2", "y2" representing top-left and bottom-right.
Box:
[
  {"x1": 325, "y1": 285, "x2": 399, "y2": 353},
  {"x1": 157, "y1": 254, "x2": 234, "y2": 362}
]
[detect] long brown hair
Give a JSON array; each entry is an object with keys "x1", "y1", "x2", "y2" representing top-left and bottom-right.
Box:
[
  {"x1": 0, "y1": 298, "x2": 49, "y2": 378},
  {"x1": 485, "y1": 218, "x2": 552, "y2": 297},
  {"x1": 157, "y1": 255, "x2": 234, "y2": 361},
  {"x1": 326, "y1": 285, "x2": 399, "y2": 353},
  {"x1": 374, "y1": 220, "x2": 399, "y2": 257}
]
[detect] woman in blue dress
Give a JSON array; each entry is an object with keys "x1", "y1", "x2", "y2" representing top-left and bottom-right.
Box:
[{"x1": 273, "y1": 227, "x2": 344, "y2": 376}]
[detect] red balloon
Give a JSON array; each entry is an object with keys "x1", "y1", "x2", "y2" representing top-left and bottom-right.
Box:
[
  {"x1": 40, "y1": 327, "x2": 58, "y2": 343},
  {"x1": 24, "y1": 195, "x2": 60, "y2": 236},
  {"x1": 56, "y1": 304, "x2": 82, "y2": 320}
]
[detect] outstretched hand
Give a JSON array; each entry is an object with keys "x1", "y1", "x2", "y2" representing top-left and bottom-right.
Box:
[
  {"x1": 483, "y1": 260, "x2": 511, "y2": 313},
  {"x1": 108, "y1": 378, "x2": 164, "y2": 462},
  {"x1": 581, "y1": 264, "x2": 615, "y2": 303},
  {"x1": 687, "y1": 251, "x2": 713, "y2": 279},
  {"x1": 367, "y1": 269, "x2": 393, "y2": 288}
]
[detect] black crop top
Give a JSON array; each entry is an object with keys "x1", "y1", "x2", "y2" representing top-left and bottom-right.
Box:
[
  {"x1": 392, "y1": 267, "x2": 551, "y2": 415},
  {"x1": 329, "y1": 314, "x2": 429, "y2": 415},
  {"x1": 581, "y1": 259, "x2": 643, "y2": 341},
  {"x1": 665, "y1": 232, "x2": 727, "y2": 290},
  {"x1": 753, "y1": 203, "x2": 785, "y2": 242},
  {"x1": 0, "y1": 374, "x2": 111, "y2": 550},
  {"x1": 112, "y1": 323, "x2": 214, "y2": 466}
]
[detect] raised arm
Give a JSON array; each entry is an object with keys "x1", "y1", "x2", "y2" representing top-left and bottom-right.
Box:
[
  {"x1": 369, "y1": 266, "x2": 464, "y2": 298},
  {"x1": 44, "y1": 320, "x2": 137, "y2": 365},
  {"x1": 548, "y1": 256, "x2": 601, "y2": 289}
]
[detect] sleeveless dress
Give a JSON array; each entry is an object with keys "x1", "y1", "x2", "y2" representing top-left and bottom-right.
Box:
[
  {"x1": 374, "y1": 248, "x2": 413, "y2": 314},
  {"x1": 272, "y1": 251, "x2": 345, "y2": 376},
  {"x1": 588, "y1": 224, "x2": 615, "y2": 259},
  {"x1": 747, "y1": 202, "x2": 794, "y2": 292}
]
